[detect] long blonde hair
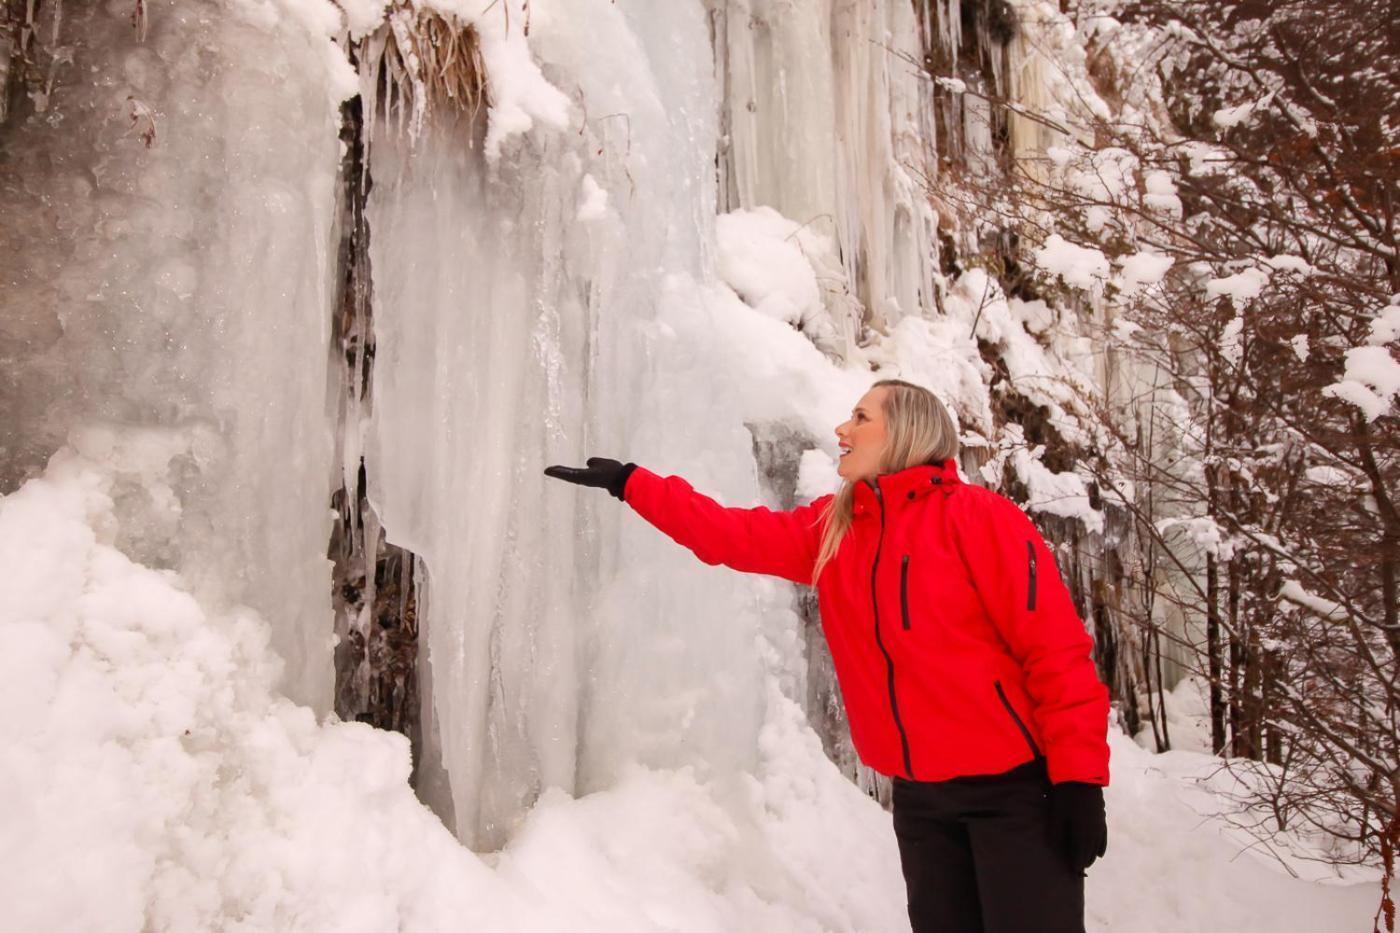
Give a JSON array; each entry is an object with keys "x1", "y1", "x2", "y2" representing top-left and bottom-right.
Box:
[{"x1": 810, "y1": 379, "x2": 960, "y2": 585}]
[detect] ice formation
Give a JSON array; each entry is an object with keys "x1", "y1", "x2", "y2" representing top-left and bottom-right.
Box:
[{"x1": 0, "y1": 0, "x2": 1382, "y2": 928}]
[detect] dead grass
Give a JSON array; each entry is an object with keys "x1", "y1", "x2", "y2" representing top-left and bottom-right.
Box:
[{"x1": 360, "y1": 3, "x2": 488, "y2": 136}]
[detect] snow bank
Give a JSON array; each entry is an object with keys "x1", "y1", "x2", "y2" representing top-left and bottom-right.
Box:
[
  {"x1": 0, "y1": 447, "x2": 908, "y2": 932},
  {"x1": 2, "y1": 450, "x2": 1374, "y2": 930},
  {"x1": 1106, "y1": 695, "x2": 1378, "y2": 931},
  {"x1": 0, "y1": 448, "x2": 498, "y2": 931}
]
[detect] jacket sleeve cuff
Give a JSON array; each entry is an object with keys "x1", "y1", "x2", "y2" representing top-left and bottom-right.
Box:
[
  {"x1": 1046, "y1": 748, "x2": 1111, "y2": 786},
  {"x1": 609, "y1": 462, "x2": 639, "y2": 501}
]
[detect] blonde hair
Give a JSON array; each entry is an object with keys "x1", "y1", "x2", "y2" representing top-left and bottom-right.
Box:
[{"x1": 810, "y1": 379, "x2": 960, "y2": 585}]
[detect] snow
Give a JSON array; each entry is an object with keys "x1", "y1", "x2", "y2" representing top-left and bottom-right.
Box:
[
  {"x1": 1206, "y1": 267, "x2": 1271, "y2": 307},
  {"x1": 1214, "y1": 99, "x2": 1262, "y2": 128},
  {"x1": 1142, "y1": 169, "x2": 1182, "y2": 216},
  {"x1": 1009, "y1": 296, "x2": 1057, "y2": 335},
  {"x1": 338, "y1": 0, "x2": 391, "y2": 39},
  {"x1": 715, "y1": 207, "x2": 841, "y2": 351},
  {"x1": 1305, "y1": 464, "x2": 1356, "y2": 486},
  {"x1": 1277, "y1": 580, "x2": 1347, "y2": 621},
  {"x1": 1036, "y1": 234, "x2": 1110, "y2": 290},
  {"x1": 1323, "y1": 345, "x2": 1400, "y2": 421},
  {"x1": 1220, "y1": 313, "x2": 1245, "y2": 366},
  {"x1": 420, "y1": 0, "x2": 572, "y2": 160},
  {"x1": 1265, "y1": 254, "x2": 1316, "y2": 276},
  {"x1": 1180, "y1": 139, "x2": 1230, "y2": 176},
  {"x1": 1010, "y1": 442, "x2": 1105, "y2": 534},
  {"x1": 1366, "y1": 298, "x2": 1400, "y2": 345},
  {"x1": 576, "y1": 173, "x2": 610, "y2": 221},
  {"x1": 1, "y1": 449, "x2": 1377, "y2": 932},
  {"x1": 1116, "y1": 249, "x2": 1175, "y2": 293},
  {"x1": 874, "y1": 312, "x2": 992, "y2": 430},
  {"x1": 1156, "y1": 515, "x2": 1236, "y2": 561}
]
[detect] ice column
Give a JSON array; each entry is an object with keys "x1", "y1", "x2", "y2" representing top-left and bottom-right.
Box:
[
  {"x1": 365, "y1": 0, "x2": 783, "y2": 848},
  {"x1": 0, "y1": 0, "x2": 344, "y2": 710}
]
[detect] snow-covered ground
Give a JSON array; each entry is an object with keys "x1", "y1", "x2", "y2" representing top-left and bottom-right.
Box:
[{"x1": 0, "y1": 446, "x2": 1377, "y2": 931}]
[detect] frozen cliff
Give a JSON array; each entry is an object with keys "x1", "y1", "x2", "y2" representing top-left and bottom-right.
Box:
[{"x1": 0, "y1": 0, "x2": 1380, "y2": 929}]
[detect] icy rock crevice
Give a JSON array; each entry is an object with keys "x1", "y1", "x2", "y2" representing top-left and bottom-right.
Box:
[{"x1": 323, "y1": 73, "x2": 446, "y2": 800}]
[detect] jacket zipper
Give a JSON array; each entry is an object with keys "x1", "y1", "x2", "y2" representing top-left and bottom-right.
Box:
[
  {"x1": 1025, "y1": 541, "x2": 1037, "y2": 611},
  {"x1": 995, "y1": 679, "x2": 1042, "y2": 759},
  {"x1": 871, "y1": 483, "x2": 914, "y2": 778},
  {"x1": 900, "y1": 555, "x2": 911, "y2": 630}
]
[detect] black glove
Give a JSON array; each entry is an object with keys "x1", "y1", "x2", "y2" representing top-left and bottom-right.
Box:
[
  {"x1": 543, "y1": 457, "x2": 637, "y2": 501},
  {"x1": 1048, "y1": 781, "x2": 1107, "y2": 873}
]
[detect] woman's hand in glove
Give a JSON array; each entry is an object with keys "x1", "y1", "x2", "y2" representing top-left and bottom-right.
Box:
[
  {"x1": 543, "y1": 457, "x2": 637, "y2": 501},
  {"x1": 1048, "y1": 781, "x2": 1107, "y2": 874}
]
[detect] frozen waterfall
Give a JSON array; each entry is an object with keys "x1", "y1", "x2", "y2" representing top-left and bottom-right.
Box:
[
  {"x1": 2, "y1": 1, "x2": 1385, "y2": 930},
  {"x1": 0, "y1": 0, "x2": 1023, "y2": 849}
]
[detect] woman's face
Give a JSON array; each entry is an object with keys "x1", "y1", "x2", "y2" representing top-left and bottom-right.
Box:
[{"x1": 835, "y1": 386, "x2": 890, "y2": 485}]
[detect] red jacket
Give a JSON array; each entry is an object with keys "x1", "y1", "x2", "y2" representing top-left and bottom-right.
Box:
[{"x1": 622, "y1": 458, "x2": 1110, "y2": 786}]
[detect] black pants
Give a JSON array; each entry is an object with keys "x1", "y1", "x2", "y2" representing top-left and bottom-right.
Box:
[{"x1": 891, "y1": 759, "x2": 1085, "y2": 933}]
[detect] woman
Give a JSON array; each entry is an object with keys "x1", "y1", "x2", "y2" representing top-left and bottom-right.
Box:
[{"x1": 545, "y1": 378, "x2": 1109, "y2": 933}]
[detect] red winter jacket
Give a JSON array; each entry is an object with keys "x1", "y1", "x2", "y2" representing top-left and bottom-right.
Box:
[{"x1": 622, "y1": 457, "x2": 1110, "y2": 786}]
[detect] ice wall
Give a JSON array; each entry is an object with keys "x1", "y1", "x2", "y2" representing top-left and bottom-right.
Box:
[
  {"x1": 713, "y1": 0, "x2": 942, "y2": 340},
  {"x1": 0, "y1": 0, "x2": 1130, "y2": 859},
  {"x1": 0, "y1": 0, "x2": 346, "y2": 709},
  {"x1": 357, "y1": 0, "x2": 1068, "y2": 844},
  {"x1": 362, "y1": 1, "x2": 796, "y2": 847}
]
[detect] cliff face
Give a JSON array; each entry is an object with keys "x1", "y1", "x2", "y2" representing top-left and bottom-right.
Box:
[{"x1": 0, "y1": 0, "x2": 1144, "y2": 849}]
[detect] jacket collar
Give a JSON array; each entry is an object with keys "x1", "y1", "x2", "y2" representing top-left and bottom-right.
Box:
[{"x1": 852, "y1": 458, "x2": 962, "y2": 518}]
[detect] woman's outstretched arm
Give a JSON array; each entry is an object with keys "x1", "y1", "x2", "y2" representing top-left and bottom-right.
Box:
[{"x1": 545, "y1": 458, "x2": 831, "y2": 586}]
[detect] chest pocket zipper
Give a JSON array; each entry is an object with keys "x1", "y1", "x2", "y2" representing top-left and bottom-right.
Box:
[
  {"x1": 1025, "y1": 541, "x2": 1037, "y2": 611},
  {"x1": 900, "y1": 555, "x2": 911, "y2": 630}
]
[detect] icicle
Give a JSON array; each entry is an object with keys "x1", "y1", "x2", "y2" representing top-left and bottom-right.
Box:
[
  {"x1": 942, "y1": 0, "x2": 962, "y2": 60},
  {"x1": 362, "y1": 503, "x2": 382, "y2": 641},
  {"x1": 989, "y1": 37, "x2": 1004, "y2": 95},
  {"x1": 386, "y1": 8, "x2": 427, "y2": 140}
]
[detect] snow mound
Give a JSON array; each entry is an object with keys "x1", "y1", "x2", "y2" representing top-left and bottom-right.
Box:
[
  {"x1": 0, "y1": 446, "x2": 497, "y2": 931},
  {"x1": 0, "y1": 443, "x2": 1380, "y2": 930},
  {"x1": 0, "y1": 444, "x2": 905, "y2": 932}
]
